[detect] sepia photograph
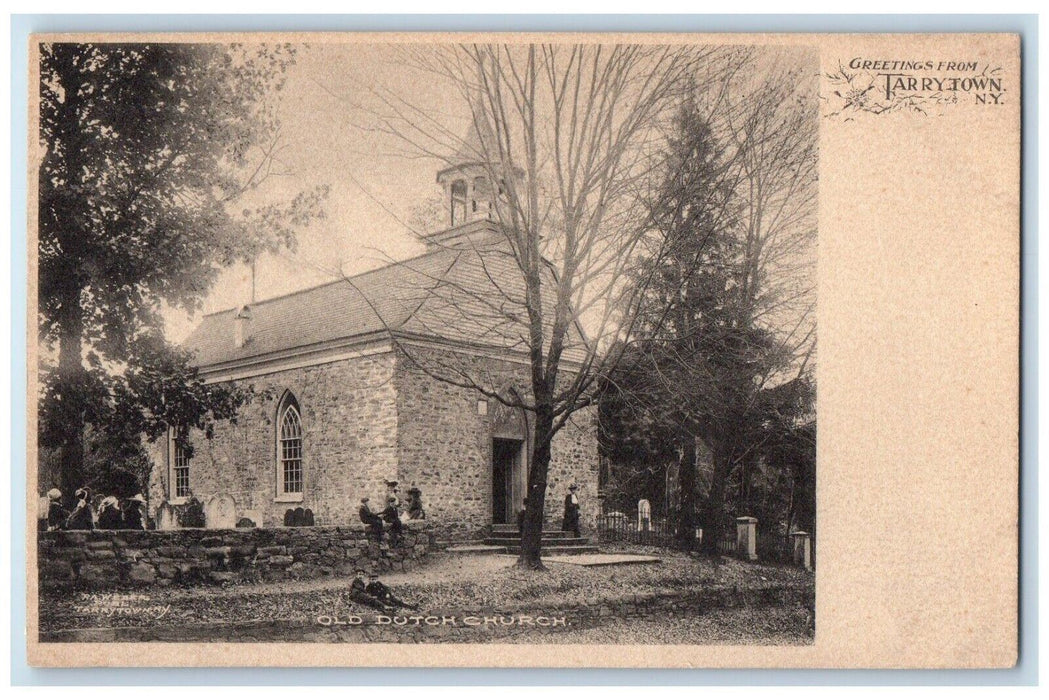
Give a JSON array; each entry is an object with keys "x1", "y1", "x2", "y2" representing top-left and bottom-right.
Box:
[{"x1": 31, "y1": 38, "x2": 818, "y2": 647}]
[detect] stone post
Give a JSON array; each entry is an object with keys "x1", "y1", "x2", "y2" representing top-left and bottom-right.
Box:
[
  {"x1": 791, "y1": 530, "x2": 813, "y2": 570},
  {"x1": 735, "y1": 516, "x2": 758, "y2": 561}
]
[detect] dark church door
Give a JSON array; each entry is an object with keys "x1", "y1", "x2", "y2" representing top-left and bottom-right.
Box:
[{"x1": 492, "y1": 438, "x2": 522, "y2": 524}]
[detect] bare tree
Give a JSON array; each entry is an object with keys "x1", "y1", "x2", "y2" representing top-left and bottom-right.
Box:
[{"x1": 335, "y1": 43, "x2": 735, "y2": 569}]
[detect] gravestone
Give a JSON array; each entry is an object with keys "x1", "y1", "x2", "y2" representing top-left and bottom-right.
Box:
[
  {"x1": 791, "y1": 531, "x2": 812, "y2": 571},
  {"x1": 302, "y1": 508, "x2": 315, "y2": 526},
  {"x1": 156, "y1": 502, "x2": 178, "y2": 531},
  {"x1": 638, "y1": 499, "x2": 651, "y2": 532},
  {"x1": 240, "y1": 509, "x2": 263, "y2": 528},
  {"x1": 283, "y1": 509, "x2": 296, "y2": 526},
  {"x1": 735, "y1": 516, "x2": 758, "y2": 561},
  {"x1": 204, "y1": 493, "x2": 237, "y2": 529}
]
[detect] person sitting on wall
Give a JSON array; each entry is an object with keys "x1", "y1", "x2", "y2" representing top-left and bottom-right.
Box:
[
  {"x1": 96, "y1": 496, "x2": 123, "y2": 529},
  {"x1": 365, "y1": 571, "x2": 419, "y2": 610},
  {"x1": 562, "y1": 484, "x2": 581, "y2": 538},
  {"x1": 64, "y1": 488, "x2": 94, "y2": 530},
  {"x1": 384, "y1": 480, "x2": 400, "y2": 510},
  {"x1": 123, "y1": 494, "x2": 147, "y2": 530},
  {"x1": 45, "y1": 488, "x2": 67, "y2": 532},
  {"x1": 349, "y1": 569, "x2": 393, "y2": 612},
  {"x1": 380, "y1": 495, "x2": 404, "y2": 546},
  {"x1": 406, "y1": 485, "x2": 425, "y2": 520},
  {"x1": 358, "y1": 497, "x2": 384, "y2": 542}
]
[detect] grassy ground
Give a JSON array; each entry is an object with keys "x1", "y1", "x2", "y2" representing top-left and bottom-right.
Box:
[
  {"x1": 39, "y1": 549, "x2": 814, "y2": 644},
  {"x1": 512, "y1": 606, "x2": 815, "y2": 645}
]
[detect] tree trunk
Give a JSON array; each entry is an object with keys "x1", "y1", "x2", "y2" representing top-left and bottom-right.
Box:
[
  {"x1": 698, "y1": 445, "x2": 732, "y2": 556},
  {"x1": 674, "y1": 434, "x2": 697, "y2": 549},
  {"x1": 517, "y1": 405, "x2": 554, "y2": 570},
  {"x1": 54, "y1": 283, "x2": 85, "y2": 504}
]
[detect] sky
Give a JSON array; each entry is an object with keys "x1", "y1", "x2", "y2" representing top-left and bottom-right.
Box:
[
  {"x1": 163, "y1": 43, "x2": 473, "y2": 342},
  {"x1": 161, "y1": 42, "x2": 818, "y2": 351}
]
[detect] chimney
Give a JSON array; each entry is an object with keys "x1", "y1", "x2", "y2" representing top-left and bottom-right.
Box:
[{"x1": 234, "y1": 305, "x2": 252, "y2": 348}]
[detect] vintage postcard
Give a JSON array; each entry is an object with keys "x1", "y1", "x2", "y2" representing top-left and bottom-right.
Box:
[{"x1": 25, "y1": 31, "x2": 1019, "y2": 668}]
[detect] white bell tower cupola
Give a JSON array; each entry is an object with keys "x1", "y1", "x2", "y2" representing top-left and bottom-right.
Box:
[{"x1": 436, "y1": 117, "x2": 504, "y2": 227}]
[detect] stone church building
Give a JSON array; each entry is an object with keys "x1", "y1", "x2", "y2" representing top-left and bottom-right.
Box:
[{"x1": 146, "y1": 151, "x2": 599, "y2": 541}]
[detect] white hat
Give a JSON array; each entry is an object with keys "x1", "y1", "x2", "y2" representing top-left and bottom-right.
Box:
[
  {"x1": 47, "y1": 488, "x2": 62, "y2": 500},
  {"x1": 99, "y1": 496, "x2": 119, "y2": 509},
  {"x1": 128, "y1": 493, "x2": 146, "y2": 504}
]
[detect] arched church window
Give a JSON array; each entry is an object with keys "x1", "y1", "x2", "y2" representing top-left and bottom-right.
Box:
[
  {"x1": 451, "y1": 179, "x2": 468, "y2": 225},
  {"x1": 276, "y1": 392, "x2": 304, "y2": 498}
]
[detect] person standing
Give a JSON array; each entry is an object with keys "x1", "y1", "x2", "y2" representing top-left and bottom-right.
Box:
[
  {"x1": 517, "y1": 496, "x2": 529, "y2": 532},
  {"x1": 562, "y1": 485, "x2": 581, "y2": 538}
]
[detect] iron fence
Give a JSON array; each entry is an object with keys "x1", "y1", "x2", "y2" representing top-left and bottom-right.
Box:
[{"x1": 596, "y1": 513, "x2": 735, "y2": 553}]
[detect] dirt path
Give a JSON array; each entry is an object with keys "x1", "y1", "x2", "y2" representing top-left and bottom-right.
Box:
[{"x1": 153, "y1": 552, "x2": 520, "y2": 601}]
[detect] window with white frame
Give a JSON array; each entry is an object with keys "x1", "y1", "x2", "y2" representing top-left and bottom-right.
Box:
[
  {"x1": 168, "y1": 429, "x2": 191, "y2": 501},
  {"x1": 277, "y1": 392, "x2": 304, "y2": 497}
]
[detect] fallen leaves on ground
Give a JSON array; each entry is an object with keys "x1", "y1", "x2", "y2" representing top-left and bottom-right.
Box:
[{"x1": 39, "y1": 550, "x2": 813, "y2": 634}]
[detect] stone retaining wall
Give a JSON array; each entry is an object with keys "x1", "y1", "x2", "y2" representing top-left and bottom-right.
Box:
[{"x1": 38, "y1": 522, "x2": 433, "y2": 590}]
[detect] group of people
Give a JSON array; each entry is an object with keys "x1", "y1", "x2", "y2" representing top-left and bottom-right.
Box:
[
  {"x1": 349, "y1": 568, "x2": 419, "y2": 612},
  {"x1": 45, "y1": 487, "x2": 147, "y2": 531},
  {"x1": 357, "y1": 481, "x2": 428, "y2": 545}
]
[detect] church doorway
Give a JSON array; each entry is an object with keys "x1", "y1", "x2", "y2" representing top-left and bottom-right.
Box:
[
  {"x1": 492, "y1": 438, "x2": 524, "y2": 524},
  {"x1": 489, "y1": 399, "x2": 529, "y2": 525}
]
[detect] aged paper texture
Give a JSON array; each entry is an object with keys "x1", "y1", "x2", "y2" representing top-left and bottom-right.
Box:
[{"x1": 26, "y1": 31, "x2": 1019, "y2": 668}]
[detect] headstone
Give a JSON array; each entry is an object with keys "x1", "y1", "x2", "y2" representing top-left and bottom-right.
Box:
[
  {"x1": 38, "y1": 495, "x2": 50, "y2": 520},
  {"x1": 735, "y1": 516, "x2": 759, "y2": 561},
  {"x1": 240, "y1": 509, "x2": 263, "y2": 528},
  {"x1": 637, "y1": 499, "x2": 652, "y2": 532},
  {"x1": 302, "y1": 508, "x2": 315, "y2": 526},
  {"x1": 284, "y1": 509, "x2": 296, "y2": 526},
  {"x1": 791, "y1": 531, "x2": 813, "y2": 571},
  {"x1": 293, "y1": 507, "x2": 306, "y2": 526},
  {"x1": 236, "y1": 517, "x2": 256, "y2": 528},
  {"x1": 204, "y1": 493, "x2": 237, "y2": 529},
  {"x1": 156, "y1": 502, "x2": 178, "y2": 531}
]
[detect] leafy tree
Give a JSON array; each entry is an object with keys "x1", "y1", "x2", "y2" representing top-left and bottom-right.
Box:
[
  {"x1": 597, "y1": 346, "x2": 679, "y2": 517},
  {"x1": 38, "y1": 42, "x2": 327, "y2": 500},
  {"x1": 607, "y1": 70, "x2": 816, "y2": 553}
]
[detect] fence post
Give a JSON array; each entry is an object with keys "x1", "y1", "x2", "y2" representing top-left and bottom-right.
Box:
[
  {"x1": 735, "y1": 516, "x2": 758, "y2": 561},
  {"x1": 791, "y1": 530, "x2": 812, "y2": 571}
]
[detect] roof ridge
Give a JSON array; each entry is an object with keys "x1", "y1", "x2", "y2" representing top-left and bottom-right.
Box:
[{"x1": 200, "y1": 246, "x2": 456, "y2": 319}]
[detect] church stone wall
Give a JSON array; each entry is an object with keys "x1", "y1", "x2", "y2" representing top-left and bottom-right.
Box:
[
  {"x1": 148, "y1": 352, "x2": 399, "y2": 527},
  {"x1": 393, "y1": 346, "x2": 599, "y2": 541},
  {"x1": 147, "y1": 346, "x2": 599, "y2": 539}
]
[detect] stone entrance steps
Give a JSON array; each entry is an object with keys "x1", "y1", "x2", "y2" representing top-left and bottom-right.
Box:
[
  {"x1": 482, "y1": 526, "x2": 599, "y2": 555},
  {"x1": 443, "y1": 525, "x2": 599, "y2": 555}
]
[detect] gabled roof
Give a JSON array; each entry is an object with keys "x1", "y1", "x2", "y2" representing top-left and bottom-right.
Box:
[{"x1": 183, "y1": 225, "x2": 590, "y2": 370}]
